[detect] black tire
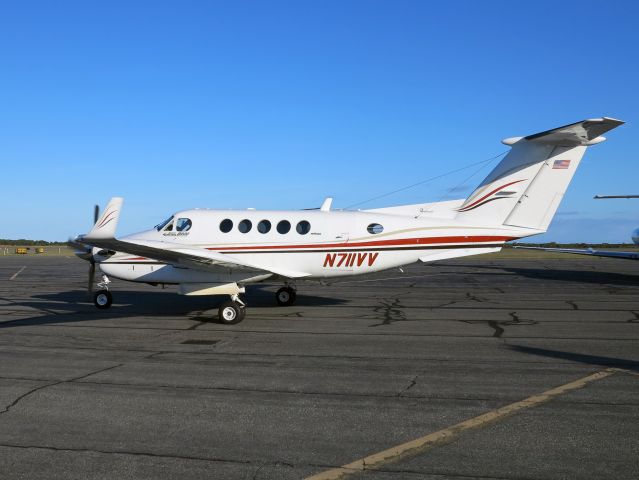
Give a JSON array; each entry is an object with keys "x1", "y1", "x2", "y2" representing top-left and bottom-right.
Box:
[
  {"x1": 93, "y1": 290, "x2": 113, "y2": 309},
  {"x1": 275, "y1": 287, "x2": 297, "y2": 306},
  {"x1": 218, "y1": 300, "x2": 246, "y2": 325}
]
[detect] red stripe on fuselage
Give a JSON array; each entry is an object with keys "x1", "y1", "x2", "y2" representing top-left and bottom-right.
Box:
[{"x1": 205, "y1": 235, "x2": 516, "y2": 252}]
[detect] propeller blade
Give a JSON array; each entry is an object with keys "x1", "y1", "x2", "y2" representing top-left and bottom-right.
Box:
[
  {"x1": 94, "y1": 205, "x2": 100, "y2": 224},
  {"x1": 88, "y1": 262, "x2": 96, "y2": 294}
]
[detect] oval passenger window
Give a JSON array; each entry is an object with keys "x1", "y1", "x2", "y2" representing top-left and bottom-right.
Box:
[
  {"x1": 258, "y1": 220, "x2": 271, "y2": 234},
  {"x1": 277, "y1": 220, "x2": 291, "y2": 234},
  {"x1": 220, "y1": 219, "x2": 233, "y2": 233},
  {"x1": 238, "y1": 219, "x2": 252, "y2": 233},
  {"x1": 296, "y1": 220, "x2": 311, "y2": 235},
  {"x1": 367, "y1": 223, "x2": 384, "y2": 234}
]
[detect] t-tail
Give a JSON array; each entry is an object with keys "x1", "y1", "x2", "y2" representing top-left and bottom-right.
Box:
[{"x1": 455, "y1": 117, "x2": 624, "y2": 231}]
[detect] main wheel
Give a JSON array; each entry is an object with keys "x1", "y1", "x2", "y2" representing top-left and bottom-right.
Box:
[
  {"x1": 218, "y1": 300, "x2": 246, "y2": 325},
  {"x1": 93, "y1": 290, "x2": 113, "y2": 309},
  {"x1": 275, "y1": 287, "x2": 297, "y2": 306}
]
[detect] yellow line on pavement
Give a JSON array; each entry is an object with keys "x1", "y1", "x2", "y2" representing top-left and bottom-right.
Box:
[
  {"x1": 612, "y1": 367, "x2": 639, "y2": 377},
  {"x1": 305, "y1": 368, "x2": 617, "y2": 480}
]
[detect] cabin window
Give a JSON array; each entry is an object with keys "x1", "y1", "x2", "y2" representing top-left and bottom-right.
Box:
[
  {"x1": 155, "y1": 216, "x2": 174, "y2": 231},
  {"x1": 277, "y1": 220, "x2": 291, "y2": 234},
  {"x1": 367, "y1": 223, "x2": 384, "y2": 234},
  {"x1": 176, "y1": 218, "x2": 192, "y2": 232},
  {"x1": 220, "y1": 219, "x2": 233, "y2": 233},
  {"x1": 258, "y1": 220, "x2": 271, "y2": 233},
  {"x1": 296, "y1": 220, "x2": 311, "y2": 235},
  {"x1": 238, "y1": 219, "x2": 252, "y2": 233}
]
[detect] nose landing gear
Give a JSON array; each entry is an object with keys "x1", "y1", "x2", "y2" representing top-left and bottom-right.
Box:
[{"x1": 93, "y1": 275, "x2": 113, "y2": 309}]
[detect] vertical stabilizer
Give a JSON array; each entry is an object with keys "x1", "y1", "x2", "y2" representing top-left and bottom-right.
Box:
[{"x1": 455, "y1": 117, "x2": 624, "y2": 230}]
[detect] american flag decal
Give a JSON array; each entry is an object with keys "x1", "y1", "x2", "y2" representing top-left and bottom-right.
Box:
[{"x1": 553, "y1": 159, "x2": 571, "y2": 169}]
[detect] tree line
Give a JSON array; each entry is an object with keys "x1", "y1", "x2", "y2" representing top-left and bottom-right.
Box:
[{"x1": 0, "y1": 239, "x2": 69, "y2": 246}]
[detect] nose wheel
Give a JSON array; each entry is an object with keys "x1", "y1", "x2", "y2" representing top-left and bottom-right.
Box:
[
  {"x1": 93, "y1": 290, "x2": 113, "y2": 309},
  {"x1": 92, "y1": 275, "x2": 113, "y2": 309},
  {"x1": 275, "y1": 286, "x2": 297, "y2": 306}
]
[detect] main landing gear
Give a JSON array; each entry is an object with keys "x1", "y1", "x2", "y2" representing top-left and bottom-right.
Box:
[
  {"x1": 218, "y1": 294, "x2": 246, "y2": 325},
  {"x1": 275, "y1": 286, "x2": 297, "y2": 306},
  {"x1": 93, "y1": 275, "x2": 113, "y2": 310}
]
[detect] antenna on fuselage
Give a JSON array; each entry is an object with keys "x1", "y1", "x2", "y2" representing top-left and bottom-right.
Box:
[{"x1": 320, "y1": 197, "x2": 333, "y2": 211}]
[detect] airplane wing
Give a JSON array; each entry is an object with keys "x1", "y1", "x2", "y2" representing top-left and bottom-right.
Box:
[
  {"x1": 80, "y1": 197, "x2": 311, "y2": 279},
  {"x1": 91, "y1": 237, "x2": 311, "y2": 278},
  {"x1": 514, "y1": 246, "x2": 639, "y2": 260}
]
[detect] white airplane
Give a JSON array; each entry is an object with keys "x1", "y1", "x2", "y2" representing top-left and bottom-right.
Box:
[
  {"x1": 515, "y1": 194, "x2": 639, "y2": 260},
  {"x1": 74, "y1": 117, "x2": 624, "y2": 324}
]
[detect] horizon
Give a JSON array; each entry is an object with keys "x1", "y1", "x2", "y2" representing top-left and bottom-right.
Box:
[{"x1": 2, "y1": 1, "x2": 638, "y2": 243}]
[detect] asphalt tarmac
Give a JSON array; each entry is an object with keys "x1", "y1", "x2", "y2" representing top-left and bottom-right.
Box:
[{"x1": 0, "y1": 253, "x2": 638, "y2": 479}]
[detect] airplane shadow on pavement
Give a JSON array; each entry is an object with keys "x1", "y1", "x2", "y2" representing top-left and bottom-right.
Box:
[
  {"x1": 0, "y1": 285, "x2": 347, "y2": 330},
  {"x1": 452, "y1": 264, "x2": 639, "y2": 287}
]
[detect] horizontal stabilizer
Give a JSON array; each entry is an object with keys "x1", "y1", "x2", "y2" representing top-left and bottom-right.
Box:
[{"x1": 523, "y1": 117, "x2": 624, "y2": 146}]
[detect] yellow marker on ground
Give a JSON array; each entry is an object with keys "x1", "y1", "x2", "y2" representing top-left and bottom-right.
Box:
[{"x1": 306, "y1": 369, "x2": 618, "y2": 480}]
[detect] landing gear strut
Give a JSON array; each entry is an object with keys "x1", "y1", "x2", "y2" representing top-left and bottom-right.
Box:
[
  {"x1": 275, "y1": 286, "x2": 297, "y2": 306},
  {"x1": 218, "y1": 294, "x2": 246, "y2": 325},
  {"x1": 93, "y1": 275, "x2": 113, "y2": 309}
]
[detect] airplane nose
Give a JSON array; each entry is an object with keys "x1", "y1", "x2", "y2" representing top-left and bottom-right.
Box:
[{"x1": 632, "y1": 228, "x2": 639, "y2": 246}]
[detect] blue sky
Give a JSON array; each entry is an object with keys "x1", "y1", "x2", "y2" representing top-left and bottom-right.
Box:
[{"x1": 2, "y1": 0, "x2": 638, "y2": 242}]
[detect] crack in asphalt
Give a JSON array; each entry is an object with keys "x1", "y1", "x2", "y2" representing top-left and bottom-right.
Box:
[
  {"x1": 462, "y1": 311, "x2": 538, "y2": 339},
  {"x1": 466, "y1": 292, "x2": 492, "y2": 303},
  {"x1": 0, "y1": 364, "x2": 123, "y2": 416},
  {"x1": 487, "y1": 320, "x2": 505, "y2": 338},
  {"x1": 369, "y1": 297, "x2": 408, "y2": 327},
  {"x1": 627, "y1": 311, "x2": 639, "y2": 323},
  {"x1": 252, "y1": 464, "x2": 265, "y2": 479},
  {"x1": 0, "y1": 443, "x2": 309, "y2": 474},
  {"x1": 398, "y1": 376, "x2": 418, "y2": 397},
  {"x1": 566, "y1": 301, "x2": 579, "y2": 310},
  {"x1": 144, "y1": 351, "x2": 168, "y2": 360}
]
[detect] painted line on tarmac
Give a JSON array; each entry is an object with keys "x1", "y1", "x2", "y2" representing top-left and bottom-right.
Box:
[
  {"x1": 9, "y1": 267, "x2": 26, "y2": 281},
  {"x1": 304, "y1": 368, "x2": 617, "y2": 480},
  {"x1": 612, "y1": 367, "x2": 639, "y2": 377}
]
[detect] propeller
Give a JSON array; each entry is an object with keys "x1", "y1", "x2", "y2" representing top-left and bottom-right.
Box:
[
  {"x1": 88, "y1": 262, "x2": 96, "y2": 294},
  {"x1": 68, "y1": 204, "x2": 101, "y2": 296}
]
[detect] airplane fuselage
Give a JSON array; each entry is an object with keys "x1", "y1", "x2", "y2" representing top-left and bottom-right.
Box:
[{"x1": 97, "y1": 208, "x2": 526, "y2": 285}]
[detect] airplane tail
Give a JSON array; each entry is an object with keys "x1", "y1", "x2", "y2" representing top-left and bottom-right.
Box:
[{"x1": 455, "y1": 117, "x2": 624, "y2": 231}]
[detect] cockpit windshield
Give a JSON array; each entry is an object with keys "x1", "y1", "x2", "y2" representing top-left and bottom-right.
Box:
[{"x1": 155, "y1": 216, "x2": 174, "y2": 231}]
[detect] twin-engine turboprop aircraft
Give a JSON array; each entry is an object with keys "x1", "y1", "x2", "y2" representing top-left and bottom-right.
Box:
[{"x1": 74, "y1": 117, "x2": 624, "y2": 324}]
